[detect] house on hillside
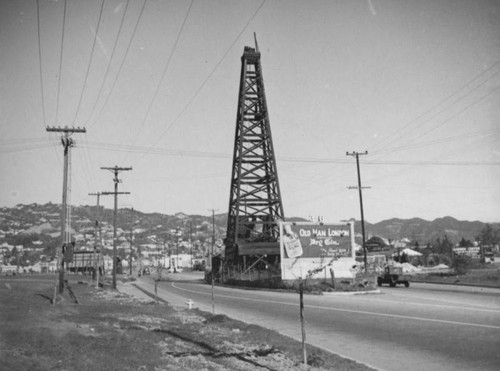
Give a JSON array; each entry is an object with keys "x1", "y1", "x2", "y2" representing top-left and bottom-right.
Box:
[
  {"x1": 0, "y1": 242, "x2": 15, "y2": 252},
  {"x1": 394, "y1": 238, "x2": 410, "y2": 249},
  {"x1": 365, "y1": 236, "x2": 390, "y2": 251}
]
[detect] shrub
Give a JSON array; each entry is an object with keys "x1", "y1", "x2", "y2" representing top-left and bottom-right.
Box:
[{"x1": 452, "y1": 254, "x2": 471, "y2": 275}]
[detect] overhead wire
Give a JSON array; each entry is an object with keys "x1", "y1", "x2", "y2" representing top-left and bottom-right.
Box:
[
  {"x1": 80, "y1": 140, "x2": 500, "y2": 166},
  {"x1": 124, "y1": 0, "x2": 195, "y2": 163},
  {"x1": 78, "y1": 138, "x2": 99, "y2": 198},
  {"x1": 89, "y1": 0, "x2": 148, "y2": 128},
  {"x1": 368, "y1": 58, "x2": 500, "y2": 156},
  {"x1": 0, "y1": 142, "x2": 55, "y2": 154},
  {"x1": 270, "y1": 61, "x2": 500, "y2": 206},
  {"x1": 356, "y1": 62, "x2": 500, "y2": 197},
  {"x1": 38, "y1": 1, "x2": 497, "y2": 217},
  {"x1": 378, "y1": 84, "x2": 500, "y2": 156},
  {"x1": 71, "y1": 0, "x2": 106, "y2": 126},
  {"x1": 55, "y1": 0, "x2": 68, "y2": 125},
  {"x1": 36, "y1": 0, "x2": 47, "y2": 127},
  {"x1": 37, "y1": 0, "x2": 64, "y2": 162},
  {"x1": 374, "y1": 127, "x2": 500, "y2": 156},
  {"x1": 136, "y1": 0, "x2": 267, "y2": 163},
  {"x1": 60, "y1": 0, "x2": 108, "y2": 197},
  {"x1": 282, "y1": 52, "x2": 500, "y2": 221},
  {"x1": 0, "y1": 136, "x2": 54, "y2": 144},
  {"x1": 85, "y1": 0, "x2": 131, "y2": 127}
]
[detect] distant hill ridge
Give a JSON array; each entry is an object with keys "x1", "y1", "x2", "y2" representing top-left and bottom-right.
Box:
[
  {"x1": 356, "y1": 216, "x2": 498, "y2": 244},
  {"x1": 1, "y1": 203, "x2": 497, "y2": 244}
]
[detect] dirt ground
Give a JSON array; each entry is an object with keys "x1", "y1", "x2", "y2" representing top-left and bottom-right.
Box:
[{"x1": 0, "y1": 275, "x2": 373, "y2": 371}]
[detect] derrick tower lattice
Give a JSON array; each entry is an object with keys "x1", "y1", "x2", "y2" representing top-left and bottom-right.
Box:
[{"x1": 225, "y1": 40, "x2": 285, "y2": 264}]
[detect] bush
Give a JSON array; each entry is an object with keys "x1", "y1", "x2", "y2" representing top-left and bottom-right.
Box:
[{"x1": 452, "y1": 255, "x2": 472, "y2": 275}]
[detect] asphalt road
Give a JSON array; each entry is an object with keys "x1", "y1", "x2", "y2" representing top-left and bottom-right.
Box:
[{"x1": 135, "y1": 272, "x2": 500, "y2": 371}]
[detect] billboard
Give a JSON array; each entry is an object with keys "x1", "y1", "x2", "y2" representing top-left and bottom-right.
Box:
[
  {"x1": 280, "y1": 222, "x2": 355, "y2": 280},
  {"x1": 453, "y1": 247, "x2": 481, "y2": 259}
]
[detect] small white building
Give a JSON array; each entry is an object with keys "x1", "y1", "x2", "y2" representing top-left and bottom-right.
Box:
[{"x1": 170, "y1": 254, "x2": 193, "y2": 269}]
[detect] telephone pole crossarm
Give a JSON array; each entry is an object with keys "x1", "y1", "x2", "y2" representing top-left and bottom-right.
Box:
[
  {"x1": 100, "y1": 192, "x2": 131, "y2": 196},
  {"x1": 100, "y1": 166, "x2": 133, "y2": 173},
  {"x1": 46, "y1": 126, "x2": 86, "y2": 133}
]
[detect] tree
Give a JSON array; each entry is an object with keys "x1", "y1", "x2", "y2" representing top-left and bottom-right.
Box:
[
  {"x1": 433, "y1": 235, "x2": 453, "y2": 255},
  {"x1": 9, "y1": 246, "x2": 19, "y2": 266},
  {"x1": 365, "y1": 236, "x2": 388, "y2": 251},
  {"x1": 459, "y1": 237, "x2": 473, "y2": 247},
  {"x1": 476, "y1": 224, "x2": 499, "y2": 246}
]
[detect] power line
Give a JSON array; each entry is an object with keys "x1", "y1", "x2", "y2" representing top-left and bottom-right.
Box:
[
  {"x1": 378, "y1": 84, "x2": 500, "y2": 157},
  {"x1": 89, "y1": 0, "x2": 148, "y2": 128},
  {"x1": 79, "y1": 140, "x2": 500, "y2": 166},
  {"x1": 79, "y1": 144, "x2": 99, "y2": 196},
  {"x1": 6, "y1": 135, "x2": 493, "y2": 167},
  {"x1": 0, "y1": 142, "x2": 55, "y2": 154},
  {"x1": 36, "y1": 0, "x2": 47, "y2": 126},
  {"x1": 55, "y1": 0, "x2": 68, "y2": 125},
  {"x1": 85, "y1": 0, "x2": 131, "y2": 126},
  {"x1": 0, "y1": 136, "x2": 53, "y2": 144},
  {"x1": 373, "y1": 128, "x2": 500, "y2": 156},
  {"x1": 125, "y1": 0, "x2": 194, "y2": 162},
  {"x1": 368, "y1": 58, "x2": 500, "y2": 155},
  {"x1": 137, "y1": 0, "x2": 267, "y2": 163},
  {"x1": 71, "y1": 0, "x2": 106, "y2": 126}
]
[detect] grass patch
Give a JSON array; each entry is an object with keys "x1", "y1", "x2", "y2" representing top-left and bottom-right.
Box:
[{"x1": 0, "y1": 274, "x2": 374, "y2": 371}]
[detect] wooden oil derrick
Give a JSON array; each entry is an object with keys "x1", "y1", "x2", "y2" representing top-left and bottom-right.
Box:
[{"x1": 224, "y1": 37, "x2": 285, "y2": 271}]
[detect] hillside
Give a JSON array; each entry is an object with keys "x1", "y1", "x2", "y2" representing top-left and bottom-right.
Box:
[
  {"x1": 0, "y1": 203, "x2": 229, "y2": 266},
  {"x1": 355, "y1": 216, "x2": 498, "y2": 245},
  {"x1": 1, "y1": 203, "x2": 497, "y2": 249}
]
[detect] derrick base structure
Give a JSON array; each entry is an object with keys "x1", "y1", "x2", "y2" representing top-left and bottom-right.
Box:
[{"x1": 223, "y1": 43, "x2": 285, "y2": 279}]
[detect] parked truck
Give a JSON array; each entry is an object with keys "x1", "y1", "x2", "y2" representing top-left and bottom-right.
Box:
[{"x1": 377, "y1": 265, "x2": 411, "y2": 287}]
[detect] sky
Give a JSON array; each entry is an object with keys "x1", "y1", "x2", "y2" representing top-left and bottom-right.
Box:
[{"x1": 1, "y1": 0, "x2": 499, "y2": 224}]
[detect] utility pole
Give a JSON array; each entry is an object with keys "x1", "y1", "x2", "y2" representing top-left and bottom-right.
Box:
[
  {"x1": 101, "y1": 166, "x2": 132, "y2": 289},
  {"x1": 209, "y1": 209, "x2": 218, "y2": 314},
  {"x1": 89, "y1": 192, "x2": 102, "y2": 288},
  {"x1": 189, "y1": 221, "x2": 193, "y2": 270},
  {"x1": 129, "y1": 226, "x2": 134, "y2": 276},
  {"x1": 176, "y1": 227, "x2": 180, "y2": 267},
  {"x1": 346, "y1": 151, "x2": 369, "y2": 273},
  {"x1": 46, "y1": 126, "x2": 86, "y2": 305}
]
